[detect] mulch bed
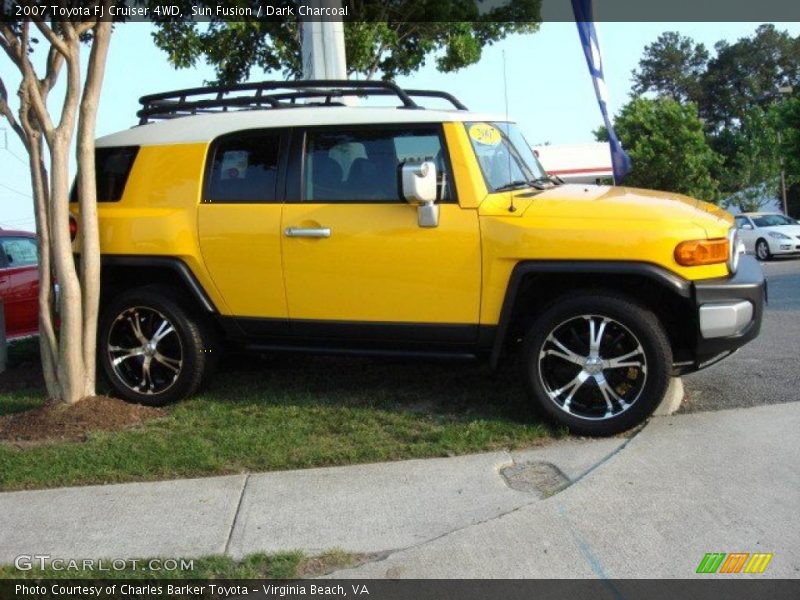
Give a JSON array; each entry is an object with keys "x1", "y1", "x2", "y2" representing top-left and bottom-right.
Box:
[
  {"x1": 0, "y1": 395, "x2": 167, "y2": 443},
  {"x1": 0, "y1": 357, "x2": 44, "y2": 393}
]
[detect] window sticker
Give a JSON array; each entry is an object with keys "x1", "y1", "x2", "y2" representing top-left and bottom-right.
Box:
[
  {"x1": 220, "y1": 150, "x2": 249, "y2": 179},
  {"x1": 468, "y1": 123, "x2": 501, "y2": 146}
]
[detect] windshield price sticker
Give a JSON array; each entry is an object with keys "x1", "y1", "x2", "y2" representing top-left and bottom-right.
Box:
[{"x1": 469, "y1": 123, "x2": 502, "y2": 146}]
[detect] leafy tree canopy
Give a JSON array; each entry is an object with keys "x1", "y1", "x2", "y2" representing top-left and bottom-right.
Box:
[
  {"x1": 595, "y1": 97, "x2": 722, "y2": 202},
  {"x1": 150, "y1": 0, "x2": 541, "y2": 84},
  {"x1": 632, "y1": 24, "x2": 800, "y2": 132},
  {"x1": 631, "y1": 31, "x2": 708, "y2": 104},
  {"x1": 717, "y1": 106, "x2": 782, "y2": 212}
]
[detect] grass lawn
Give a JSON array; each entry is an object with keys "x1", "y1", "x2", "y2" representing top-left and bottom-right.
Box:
[
  {"x1": 0, "y1": 549, "x2": 361, "y2": 579},
  {"x1": 0, "y1": 339, "x2": 556, "y2": 491}
]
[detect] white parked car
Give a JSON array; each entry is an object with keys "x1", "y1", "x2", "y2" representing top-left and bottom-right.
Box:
[{"x1": 734, "y1": 212, "x2": 800, "y2": 261}]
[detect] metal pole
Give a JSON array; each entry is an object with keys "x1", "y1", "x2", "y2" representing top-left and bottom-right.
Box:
[
  {"x1": 778, "y1": 85, "x2": 793, "y2": 216},
  {"x1": 301, "y1": 0, "x2": 347, "y2": 80},
  {"x1": 777, "y1": 129, "x2": 788, "y2": 215}
]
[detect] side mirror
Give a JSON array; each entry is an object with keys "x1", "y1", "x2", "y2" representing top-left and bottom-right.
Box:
[
  {"x1": 401, "y1": 160, "x2": 439, "y2": 228},
  {"x1": 742, "y1": 223, "x2": 753, "y2": 230}
]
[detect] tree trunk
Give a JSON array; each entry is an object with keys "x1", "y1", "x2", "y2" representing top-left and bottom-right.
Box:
[
  {"x1": 76, "y1": 19, "x2": 112, "y2": 397},
  {"x1": 2, "y1": 16, "x2": 112, "y2": 404}
]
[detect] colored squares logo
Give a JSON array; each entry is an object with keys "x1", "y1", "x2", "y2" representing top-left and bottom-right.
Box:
[{"x1": 697, "y1": 552, "x2": 773, "y2": 574}]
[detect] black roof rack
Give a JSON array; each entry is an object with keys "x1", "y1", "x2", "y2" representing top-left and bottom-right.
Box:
[{"x1": 137, "y1": 80, "x2": 468, "y2": 124}]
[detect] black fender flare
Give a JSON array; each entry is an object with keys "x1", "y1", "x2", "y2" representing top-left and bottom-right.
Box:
[
  {"x1": 489, "y1": 260, "x2": 691, "y2": 368},
  {"x1": 99, "y1": 255, "x2": 217, "y2": 313}
]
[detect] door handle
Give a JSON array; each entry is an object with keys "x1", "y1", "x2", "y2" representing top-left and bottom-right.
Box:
[{"x1": 284, "y1": 227, "x2": 331, "y2": 238}]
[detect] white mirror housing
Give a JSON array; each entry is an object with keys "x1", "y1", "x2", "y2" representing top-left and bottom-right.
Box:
[{"x1": 401, "y1": 160, "x2": 439, "y2": 227}]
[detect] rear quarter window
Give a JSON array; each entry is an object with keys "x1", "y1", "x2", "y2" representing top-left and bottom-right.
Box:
[{"x1": 70, "y1": 146, "x2": 139, "y2": 203}]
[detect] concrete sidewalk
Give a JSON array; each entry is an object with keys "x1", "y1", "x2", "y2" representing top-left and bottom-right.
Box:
[
  {"x1": 2, "y1": 402, "x2": 798, "y2": 578},
  {"x1": 334, "y1": 402, "x2": 800, "y2": 578},
  {"x1": 0, "y1": 436, "x2": 623, "y2": 565}
]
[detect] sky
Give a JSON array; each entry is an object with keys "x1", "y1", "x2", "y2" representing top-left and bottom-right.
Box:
[{"x1": 2, "y1": 20, "x2": 800, "y2": 230}]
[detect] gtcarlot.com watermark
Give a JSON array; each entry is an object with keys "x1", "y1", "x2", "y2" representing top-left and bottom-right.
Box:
[{"x1": 14, "y1": 554, "x2": 194, "y2": 572}]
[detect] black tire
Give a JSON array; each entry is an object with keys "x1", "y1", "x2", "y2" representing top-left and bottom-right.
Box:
[
  {"x1": 98, "y1": 285, "x2": 216, "y2": 406},
  {"x1": 755, "y1": 238, "x2": 771, "y2": 261},
  {"x1": 522, "y1": 291, "x2": 672, "y2": 436}
]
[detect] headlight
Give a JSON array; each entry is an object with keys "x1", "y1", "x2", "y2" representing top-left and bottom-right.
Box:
[{"x1": 768, "y1": 231, "x2": 790, "y2": 240}]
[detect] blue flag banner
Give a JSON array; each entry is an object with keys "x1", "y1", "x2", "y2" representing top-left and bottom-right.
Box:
[{"x1": 571, "y1": 0, "x2": 631, "y2": 184}]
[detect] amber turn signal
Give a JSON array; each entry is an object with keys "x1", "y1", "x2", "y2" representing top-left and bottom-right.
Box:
[{"x1": 674, "y1": 238, "x2": 729, "y2": 266}]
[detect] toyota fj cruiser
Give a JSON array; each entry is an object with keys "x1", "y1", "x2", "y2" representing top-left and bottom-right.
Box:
[{"x1": 72, "y1": 80, "x2": 765, "y2": 435}]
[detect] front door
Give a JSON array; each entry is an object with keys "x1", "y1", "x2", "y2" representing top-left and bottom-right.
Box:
[{"x1": 281, "y1": 124, "x2": 481, "y2": 344}]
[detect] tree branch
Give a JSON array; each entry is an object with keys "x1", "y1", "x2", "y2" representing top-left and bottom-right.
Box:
[
  {"x1": 0, "y1": 23, "x2": 23, "y2": 67},
  {"x1": 0, "y1": 77, "x2": 27, "y2": 148},
  {"x1": 17, "y1": 22, "x2": 56, "y2": 137},
  {"x1": 42, "y1": 46, "x2": 65, "y2": 94},
  {"x1": 31, "y1": 18, "x2": 70, "y2": 57}
]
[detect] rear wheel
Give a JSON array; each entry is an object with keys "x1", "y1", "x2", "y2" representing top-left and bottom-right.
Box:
[
  {"x1": 522, "y1": 292, "x2": 672, "y2": 436},
  {"x1": 755, "y1": 238, "x2": 771, "y2": 261},
  {"x1": 99, "y1": 286, "x2": 215, "y2": 406}
]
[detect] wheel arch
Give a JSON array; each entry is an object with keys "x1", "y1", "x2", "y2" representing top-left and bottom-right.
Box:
[
  {"x1": 490, "y1": 261, "x2": 695, "y2": 369},
  {"x1": 99, "y1": 255, "x2": 217, "y2": 316}
]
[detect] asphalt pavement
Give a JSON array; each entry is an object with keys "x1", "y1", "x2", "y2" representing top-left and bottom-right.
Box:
[{"x1": 682, "y1": 256, "x2": 800, "y2": 412}]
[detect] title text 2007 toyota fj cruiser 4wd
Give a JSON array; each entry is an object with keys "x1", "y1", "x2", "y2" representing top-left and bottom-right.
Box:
[{"x1": 71, "y1": 80, "x2": 765, "y2": 435}]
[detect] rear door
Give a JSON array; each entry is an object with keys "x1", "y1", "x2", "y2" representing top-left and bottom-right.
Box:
[
  {"x1": 197, "y1": 129, "x2": 290, "y2": 327},
  {"x1": 0, "y1": 235, "x2": 39, "y2": 338},
  {"x1": 280, "y1": 124, "x2": 482, "y2": 345}
]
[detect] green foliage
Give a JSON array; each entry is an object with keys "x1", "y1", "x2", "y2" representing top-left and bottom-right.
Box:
[
  {"x1": 629, "y1": 25, "x2": 800, "y2": 205},
  {"x1": 700, "y1": 25, "x2": 800, "y2": 131},
  {"x1": 632, "y1": 31, "x2": 709, "y2": 104},
  {"x1": 595, "y1": 98, "x2": 722, "y2": 202},
  {"x1": 150, "y1": 1, "x2": 541, "y2": 84},
  {"x1": 633, "y1": 25, "x2": 800, "y2": 132},
  {"x1": 717, "y1": 107, "x2": 782, "y2": 213},
  {"x1": 777, "y1": 97, "x2": 800, "y2": 186}
]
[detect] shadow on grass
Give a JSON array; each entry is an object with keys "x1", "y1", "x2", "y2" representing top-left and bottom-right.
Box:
[{"x1": 201, "y1": 351, "x2": 535, "y2": 423}]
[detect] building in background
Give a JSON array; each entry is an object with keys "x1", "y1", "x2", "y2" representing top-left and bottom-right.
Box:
[{"x1": 533, "y1": 142, "x2": 612, "y2": 184}]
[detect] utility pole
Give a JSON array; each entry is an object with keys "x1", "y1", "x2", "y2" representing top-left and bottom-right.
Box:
[
  {"x1": 301, "y1": 0, "x2": 347, "y2": 80},
  {"x1": 778, "y1": 85, "x2": 793, "y2": 216}
]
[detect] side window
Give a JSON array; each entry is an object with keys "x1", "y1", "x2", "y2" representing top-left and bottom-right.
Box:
[
  {"x1": 1, "y1": 237, "x2": 38, "y2": 268},
  {"x1": 70, "y1": 146, "x2": 139, "y2": 203},
  {"x1": 206, "y1": 131, "x2": 282, "y2": 203},
  {"x1": 303, "y1": 127, "x2": 452, "y2": 203}
]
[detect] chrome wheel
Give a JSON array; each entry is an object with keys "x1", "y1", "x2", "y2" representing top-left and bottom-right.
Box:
[
  {"x1": 107, "y1": 306, "x2": 183, "y2": 395},
  {"x1": 538, "y1": 314, "x2": 647, "y2": 421}
]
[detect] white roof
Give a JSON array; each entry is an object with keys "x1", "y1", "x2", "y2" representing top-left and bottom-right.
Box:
[{"x1": 97, "y1": 106, "x2": 507, "y2": 147}]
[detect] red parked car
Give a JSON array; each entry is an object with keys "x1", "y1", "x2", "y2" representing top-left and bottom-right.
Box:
[{"x1": 0, "y1": 229, "x2": 38, "y2": 339}]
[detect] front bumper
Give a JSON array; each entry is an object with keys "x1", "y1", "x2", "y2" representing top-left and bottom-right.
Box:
[
  {"x1": 685, "y1": 255, "x2": 765, "y2": 370},
  {"x1": 767, "y1": 236, "x2": 800, "y2": 255}
]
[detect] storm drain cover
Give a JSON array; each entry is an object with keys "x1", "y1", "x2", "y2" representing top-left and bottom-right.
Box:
[{"x1": 501, "y1": 461, "x2": 571, "y2": 497}]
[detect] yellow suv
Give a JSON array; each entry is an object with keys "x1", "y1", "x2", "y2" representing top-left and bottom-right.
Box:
[{"x1": 74, "y1": 80, "x2": 765, "y2": 435}]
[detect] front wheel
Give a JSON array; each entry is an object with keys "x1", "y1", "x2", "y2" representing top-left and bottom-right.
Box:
[
  {"x1": 99, "y1": 286, "x2": 215, "y2": 406},
  {"x1": 522, "y1": 292, "x2": 672, "y2": 436},
  {"x1": 755, "y1": 239, "x2": 771, "y2": 261}
]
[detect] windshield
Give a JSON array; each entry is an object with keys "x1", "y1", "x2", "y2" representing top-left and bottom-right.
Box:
[
  {"x1": 753, "y1": 215, "x2": 797, "y2": 227},
  {"x1": 466, "y1": 122, "x2": 548, "y2": 192}
]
